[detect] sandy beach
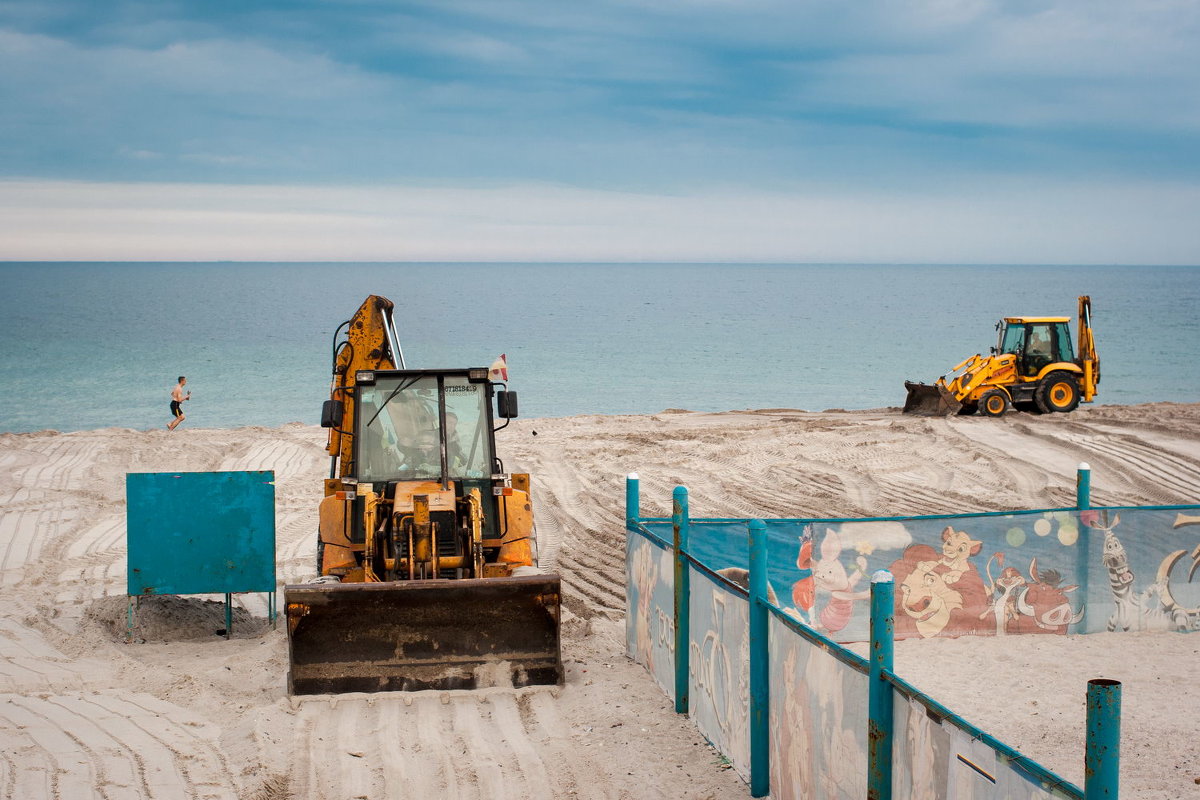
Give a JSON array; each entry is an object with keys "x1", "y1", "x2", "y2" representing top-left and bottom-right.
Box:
[{"x1": 1, "y1": 402, "x2": 1198, "y2": 799}]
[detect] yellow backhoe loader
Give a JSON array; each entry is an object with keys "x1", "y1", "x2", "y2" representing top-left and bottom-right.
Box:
[
  {"x1": 285, "y1": 296, "x2": 562, "y2": 694},
  {"x1": 904, "y1": 295, "x2": 1099, "y2": 418}
]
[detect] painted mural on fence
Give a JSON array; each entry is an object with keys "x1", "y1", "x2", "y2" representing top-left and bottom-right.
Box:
[
  {"x1": 688, "y1": 572, "x2": 751, "y2": 783},
  {"x1": 1088, "y1": 509, "x2": 1200, "y2": 634},
  {"x1": 768, "y1": 616, "x2": 868, "y2": 800},
  {"x1": 625, "y1": 533, "x2": 675, "y2": 698},
  {"x1": 669, "y1": 506, "x2": 1200, "y2": 643},
  {"x1": 892, "y1": 692, "x2": 1065, "y2": 800}
]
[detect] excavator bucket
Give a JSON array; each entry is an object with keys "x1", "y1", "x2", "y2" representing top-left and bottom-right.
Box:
[
  {"x1": 902, "y1": 381, "x2": 963, "y2": 416},
  {"x1": 285, "y1": 574, "x2": 563, "y2": 695}
]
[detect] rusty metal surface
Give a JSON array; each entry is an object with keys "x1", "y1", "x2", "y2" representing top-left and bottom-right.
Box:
[{"x1": 285, "y1": 574, "x2": 562, "y2": 694}]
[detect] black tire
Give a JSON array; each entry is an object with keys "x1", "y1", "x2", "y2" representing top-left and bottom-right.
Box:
[
  {"x1": 1036, "y1": 372, "x2": 1080, "y2": 413},
  {"x1": 979, "y1": 389, "x2": 1009, "y2": 417},
  {"x1": 958, "y1": 402, "x2": 978, "y2": 416}
]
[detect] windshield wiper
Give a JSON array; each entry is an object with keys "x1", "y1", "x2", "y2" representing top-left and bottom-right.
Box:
[{"x1": 365, "y1": 377, "x2": 421, "y2": 428}]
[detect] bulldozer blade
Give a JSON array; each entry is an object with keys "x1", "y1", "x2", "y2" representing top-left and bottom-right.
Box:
[
  {"x1": 903, "y1": 381, "x2": 962, "y2": 416},
  {"x1": 285, "y1": 574, "x2": 563, "y2": 695}
]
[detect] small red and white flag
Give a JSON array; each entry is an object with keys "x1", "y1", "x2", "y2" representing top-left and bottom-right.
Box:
[{"x1": 489, "y1": 353, "x2": 509, "y2": 382}]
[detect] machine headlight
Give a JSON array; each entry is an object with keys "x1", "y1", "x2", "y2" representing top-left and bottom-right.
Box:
[{"x1": 356, "y1": 370, "x2": 376, "y2": 385}]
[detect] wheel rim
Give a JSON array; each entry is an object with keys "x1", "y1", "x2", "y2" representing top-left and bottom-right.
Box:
[
  {"x1": 986, "y1": 396, "x2": 1005, "y2": 414},
  {"x1": 1049, "y1": 382, "x2": 1075, "y2": 408}
]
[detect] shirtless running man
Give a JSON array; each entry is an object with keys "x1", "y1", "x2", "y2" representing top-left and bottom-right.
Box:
[{"x1": 168, "y1": 376, "x2": 191, "y2": 431}]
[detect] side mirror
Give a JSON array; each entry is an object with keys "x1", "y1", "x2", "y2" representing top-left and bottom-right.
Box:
[
  {"x1": 496, "y1": 391, "x2": 519, "y2": 419},
  {"x1": 321, "y1": 399, "x2": 343, "y2": 428}
]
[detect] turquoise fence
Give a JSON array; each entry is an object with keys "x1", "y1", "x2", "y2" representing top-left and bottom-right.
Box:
[{"x1": 624, "y1": 471, "x2": 1200, "y2": 799}]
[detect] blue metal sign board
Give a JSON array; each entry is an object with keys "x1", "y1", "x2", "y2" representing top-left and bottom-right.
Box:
[{"x1": 126, "y1": 471, "x2": 276, "y2": 596}]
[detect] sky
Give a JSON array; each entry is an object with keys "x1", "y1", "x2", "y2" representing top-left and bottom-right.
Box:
[{"x1": 1, "y1": 0, "x2": 1198, "y2": 264}]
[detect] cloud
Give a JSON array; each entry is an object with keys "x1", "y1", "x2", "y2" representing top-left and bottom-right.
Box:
[
  {"x1": 1, "y1": 0, "x2": 1198, "y2": 260},
  {"x1": 3, "y1": 1, "x2": 1199, "y2": 187},
  {"x1": 2, "y1": 177, "x2": 1197, "y2": 263}
]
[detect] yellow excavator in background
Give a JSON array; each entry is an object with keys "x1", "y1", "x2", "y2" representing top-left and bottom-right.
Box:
[
  {"x1": 285, "y1": 296, "x2": 562, "y2": 694},
  {"x1": 904, "y1": 295, "x2": 1099, "y2": 418}
]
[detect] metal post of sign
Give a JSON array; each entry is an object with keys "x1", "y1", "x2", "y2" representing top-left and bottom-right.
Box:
[{"x1": 672, "y1": 485, "x2": 690, "y2": 714}]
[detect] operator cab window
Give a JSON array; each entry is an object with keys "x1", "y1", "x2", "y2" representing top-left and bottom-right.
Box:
[
  {"x1": 1001, "y1": 322, "x2": 1066, "y2": 376},
  {"x1": 442, "y1": 376, "x2": 491, "y2": 479},
  {"x1": 999, "y1": 323, "x2": 1026, "y2": 357},
  {"x1": 356, "y1": 374, "x2": 493, "y2": 484},
  {"x1": 1053, "y1": 322, "x2": 1075, "y2": 363}
]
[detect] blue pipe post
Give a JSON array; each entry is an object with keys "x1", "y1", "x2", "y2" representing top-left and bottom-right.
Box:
[
  {"x1": 672, "y1": 485, "x2": 690, "y2": 714},
  {"x1": 626, "y1": 472, "x2": 640, "y2": 531},
  {"x1": 1077, "y1": 462, "x2": 1091, "y2": 510},
  {"x1": 1076, "y1": 462, "x2": 1093, "y2": 630},
  {"x1": 1085, "y1": 678, "x2": 1121, "y2": 799},
  {"x1": 748, "y1": 519, "x2": 770, "y2": 797},
  {"x1": 868, "y1": 570, "x2": 895, "y2": 800}
]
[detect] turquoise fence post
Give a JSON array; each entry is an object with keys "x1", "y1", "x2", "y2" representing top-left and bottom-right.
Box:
[
  {"x1": 1077, "y1": 462, "x2": 1091, "y2": 509},
  {"x1": 1077, "y1": 462, "x2": 1092, "y2": 632},
  {"x1": 1085, "y1": 678, "x2": 1121, "y2": 799},
  {"x1": 672, "y1": 486, "x2": 690, "y2": 714},
  {"x1": 626, "y1": 472, "x2": 640, "y2": 531},
  {"x1": 748, "y1": 519, "x2": 770, "y2": 798},
  {"x1": 868, "y1": 570, "x2": 895, "y2": 800}
]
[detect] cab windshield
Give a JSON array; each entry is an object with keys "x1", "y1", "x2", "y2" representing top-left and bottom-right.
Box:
[{"x1": 355, "y1": 374, "x2": 492, "y2": 484}]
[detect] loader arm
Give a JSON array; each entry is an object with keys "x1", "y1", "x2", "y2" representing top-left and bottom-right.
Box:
[{"x1": 325, "y1": 295, "x2": 403, "y2": 476}]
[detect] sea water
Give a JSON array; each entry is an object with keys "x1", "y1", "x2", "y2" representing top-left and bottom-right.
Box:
[{"x1": 0, "y1": 262, "x2": 1197, "y2": 433}]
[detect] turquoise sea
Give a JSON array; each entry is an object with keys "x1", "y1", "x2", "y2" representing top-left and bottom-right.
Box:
[{"x1": 1, "y1": 262, "x2": 1197, "y2": 433}]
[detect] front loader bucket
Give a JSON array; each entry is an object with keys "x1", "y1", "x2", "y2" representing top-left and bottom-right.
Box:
[
  {"x1": 285, "y1": 574, "x2": 563, "y2": 695},
  {"x1": 903, "y1": 381, "x2": 962, "y2": 416}
]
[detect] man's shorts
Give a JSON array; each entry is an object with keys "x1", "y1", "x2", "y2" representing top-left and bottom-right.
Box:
[{"x1": 170, "y1": 400, "x2": 182, "y2": 417}]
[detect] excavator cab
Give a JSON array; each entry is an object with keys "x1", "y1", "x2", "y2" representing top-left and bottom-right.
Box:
[
  {"x1": 286, "y1": 297, "x2": 562, "y2": 695},
  {"x1": 356, "y1": 370, "x2": 495, "y2": 487},
  {"x1": 996, "y1": 318, "x2": 1074, "y2": 378}
]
